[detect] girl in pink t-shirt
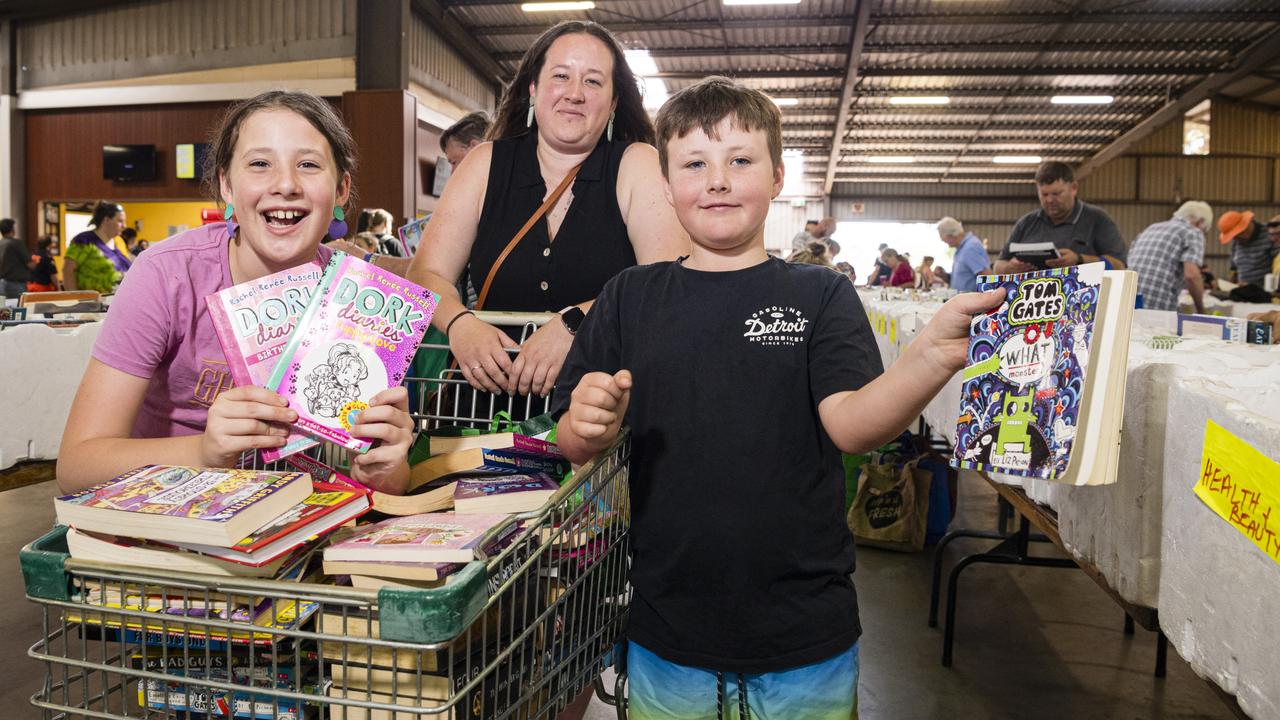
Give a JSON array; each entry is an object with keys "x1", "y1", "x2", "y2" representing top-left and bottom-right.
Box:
[{"x1": 57, "y1": 91, "x2": 413, "y2": 496}]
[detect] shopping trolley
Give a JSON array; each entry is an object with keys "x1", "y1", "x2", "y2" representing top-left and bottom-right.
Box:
[{"x1": 22, "y1": 311, "x2": 632, "y2": 719}]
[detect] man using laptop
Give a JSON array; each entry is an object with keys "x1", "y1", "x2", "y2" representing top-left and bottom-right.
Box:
[{"x1": 993, "y1": 162, "x2": 1127, "y2": 274}]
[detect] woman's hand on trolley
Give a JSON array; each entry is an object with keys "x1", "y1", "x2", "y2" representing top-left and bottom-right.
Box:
[
  {"x1": 506, "y1": 318, "x2": 574, "y2": 397},
  {"x1": 200, "y1": 386, "x2": 296, "y2": 468},
  {"x1": 450, "y1": 312, "x2": 519, "y2": 395},
  {"x1": 348, "y1": 386, "x2": 414, "y2": 495}
]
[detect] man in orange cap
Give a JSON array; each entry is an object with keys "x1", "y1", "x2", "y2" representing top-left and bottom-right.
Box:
[{"x1": 1220, "y1": 210, "x2": 1275, "y2": 286}]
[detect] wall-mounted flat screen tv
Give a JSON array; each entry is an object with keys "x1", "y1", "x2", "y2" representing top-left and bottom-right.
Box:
[{"x1": 103, "y1": 144, "x2": 158, "y2": 182}]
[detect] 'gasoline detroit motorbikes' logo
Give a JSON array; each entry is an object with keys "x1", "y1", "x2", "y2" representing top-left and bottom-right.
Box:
[{"x1": 744, "y1": 306, "x2": 809, "y2": 346}]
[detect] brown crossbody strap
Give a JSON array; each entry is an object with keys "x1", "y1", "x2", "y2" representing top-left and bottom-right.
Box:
[{"x1": 474, "y1": 163, "x2": 582, "y2": 311}]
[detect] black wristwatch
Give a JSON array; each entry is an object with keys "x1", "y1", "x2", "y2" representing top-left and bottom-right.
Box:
[{"x1": 559, "y1": 305, "x2": 586, "y2": 335}]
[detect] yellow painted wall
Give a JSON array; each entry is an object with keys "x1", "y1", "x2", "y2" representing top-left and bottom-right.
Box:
[{"x1": 118, "y1": 201, "x2": 216, "y2": 245}]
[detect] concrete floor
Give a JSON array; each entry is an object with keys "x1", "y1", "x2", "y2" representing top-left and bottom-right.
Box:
[{"x1": 3, "y1": 475, "x2": 1234, "y2": 719}]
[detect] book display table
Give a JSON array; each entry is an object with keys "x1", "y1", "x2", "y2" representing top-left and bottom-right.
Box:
[
  {"x1": 0, "y1": 321, "x2": 102, "y2": 470},
  {"x1": 859, "y1": 289, "x2": 1280, "y2": 719}
]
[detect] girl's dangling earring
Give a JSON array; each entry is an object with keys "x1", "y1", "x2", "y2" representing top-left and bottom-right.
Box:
[
  {"x1": 329, "y1": 206, "x2": 348, "y2": 240},
  {"x1": 223, "y1": 203, "x2": 238, "y2": 239},
  {"x1": 606, "y1": 111, "x2": 614, "y2": 142},
  {"x1": 527, "y1": 99, "x2": 535, "y2": 128}
]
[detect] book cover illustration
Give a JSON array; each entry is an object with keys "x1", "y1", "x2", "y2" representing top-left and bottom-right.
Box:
[
  {"x1": 205, "y1": 263, "x2": 326, "y2": 461},
  {"x1": 454, "y1": 473, "x2": 558, "y2": 501},
  {"x1": 266, "y1": 252, "x2": 438, "y2": 453},
  {"x1": 324, "y1": 512, "x2": 509, "y2": 562},
  {"x1": 952, "y1": 264, "x2": 1101, "y2": 480},
  {"x1": 57, "y1": 466, "x2": 308, "y2": 523}
]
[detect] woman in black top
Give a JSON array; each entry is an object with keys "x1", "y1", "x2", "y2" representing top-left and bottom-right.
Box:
[{"x1": 407, "y1": 21, "x2": 687, "y2": 397}]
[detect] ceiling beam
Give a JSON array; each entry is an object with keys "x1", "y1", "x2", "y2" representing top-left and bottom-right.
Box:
[
  {"x1": 1077, "y1": 25, "x2": 1280, "y2": 178},
  {"x1": 824, "y1": 0, "x2": 872, "y2": 195},
  {"x1": 651, "y1": 65, "x2": 1216, "y2": 80},
  {"x1": 492, "y1": 39, "x2": 1238, "y2": 63},
  {"x1": 469, "y1": 11, "x2": 1280, "y2": 36},
  {"x1": 410, "y1": 0, "x2": 506, "y2": 90}
]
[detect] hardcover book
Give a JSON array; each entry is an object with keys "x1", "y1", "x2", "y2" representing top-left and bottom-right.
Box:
[
  {"x1": 171, "y1": 481, "x2": 370, "y2": 566},
  {"x1": 55, "y1": 466, "x2": 313, "y2": 547},
  {"x1": 453, "y1": 473, "x2": 559, "y2": 514},
  {"x1": 323, "y1": 512, "x2": 510, "y2": 564},
  {"x1": 951, "y1": 263, "x2": 1136, "y2": 485},
  {"x1": 266, "y1": 252, "x2": 438, "y2": 453},
  {"x1": 205, "y1": 263, "x2": 326, "y2": 461}
]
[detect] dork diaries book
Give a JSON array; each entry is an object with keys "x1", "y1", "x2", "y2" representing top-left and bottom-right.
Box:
[
  {"x1": 205, "y1": 263, "x2": 325, "y2": 461},
  {"x1": 266, "y1": 252, "x2": 438, "y2": 453}
]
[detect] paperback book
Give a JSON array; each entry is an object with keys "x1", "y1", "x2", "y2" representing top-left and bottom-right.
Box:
[
  {"x1": 453, "y1": 473, "x2": 559, "y2": 514},
  {"x1": 171, "y1": 480, "x2": 371, "y2": 566},
  {"x1": 951, "y1": 263, "x2": 1136, "y2": 485},
  {"x1": 205, "y1": 262, "x2": 326, "y2": 461},
  {"x1": 266, "y1": 252, "x2": 438, "y2": 453},
  {"x1": 55, "y1": 465, "x2": 313, "y2": 547},
  {"x1": 323, "y1": 512, "x2": 510, "y2": 564}
]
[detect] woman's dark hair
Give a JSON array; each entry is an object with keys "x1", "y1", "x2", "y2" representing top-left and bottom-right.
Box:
[
  {"x1": 37, "y1": 236, "x2": 54, "y2": 251},
  {"x1": 121, "y1": 228, "x2": 137, "y2": 242},
  {"x1": 204, "y1": 90, "x2": 358, "y2": 213},
  {"x1": 357, "y1": 208, "x2": 375, "y2": 234},
  {"x1": 89, "y1": 201, "x2": 123, "y2": 228},
  {"x1": 488, "y1": 21, "x2": 653, "y2": 145}
]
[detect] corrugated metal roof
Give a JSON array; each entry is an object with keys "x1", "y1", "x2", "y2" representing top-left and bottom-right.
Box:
[{"x1": 432, "y1": 0, "x2": 1280, "y2": 187}]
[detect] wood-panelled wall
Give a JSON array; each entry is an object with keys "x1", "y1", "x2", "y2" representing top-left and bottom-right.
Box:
[{"x1": 22, "y1": 98, "x2": 344, "y2": 247}]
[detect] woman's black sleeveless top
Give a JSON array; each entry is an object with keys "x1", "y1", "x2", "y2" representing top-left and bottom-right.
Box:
[{"x1": 470, "y1": 131, "x2": 637, "y2": 312}]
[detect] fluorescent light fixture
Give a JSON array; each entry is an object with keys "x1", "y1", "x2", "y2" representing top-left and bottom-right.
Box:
[
  {"x1": 865, "y1": 156, "x2": 915, "y2": 164},
  {"x1": 522, "y1": 1, "x2": 595, "y2": 11},
  {"x1": 625, "y1": 49, "x2": 668, "y2": 110},
  {"x1": 1051, "y1": 95, "x2": 1114, "y2": 105},
  {"x1": 771, "y1": 97, "x2": 801, "y2": 107},
  {"x1": 724, "y1": 0, "x2": 801, "y2": 5},
  {"x1": 993, "y1": 155, "x2": 1043, "y2": 164},
  {"x1": 889, "y1": 96, "x2": 950, "y2": 106}
]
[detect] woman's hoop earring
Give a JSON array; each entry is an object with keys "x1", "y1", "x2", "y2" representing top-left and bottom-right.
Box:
[
  {"x1": 329, "y1": 206, "x2": 348, "y2": 240},
  {"x1": 606, "y1": 111, "x2": 614, "y2": 142},
  {"x1": 527, "y1": 99, "x2": 535, "y2": 128}
]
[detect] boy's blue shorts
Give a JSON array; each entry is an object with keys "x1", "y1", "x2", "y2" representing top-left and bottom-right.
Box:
[{"x1": 625, "y1": 640, "x2": 859, "y2": 720}]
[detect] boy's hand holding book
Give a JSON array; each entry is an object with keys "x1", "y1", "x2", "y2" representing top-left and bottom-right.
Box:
[
  {"x1": 346, "y1": 385, "x2": 414, "y2": 495},
  {"x1": 911, "y1": 290, "x2": 1006, "y2": 376},
  {"x1": 560, "y1": 369, "x2": 632, "y2": 464},
  {"x1": 200, "y1": 386, "x2": 297, "y2": 468}
]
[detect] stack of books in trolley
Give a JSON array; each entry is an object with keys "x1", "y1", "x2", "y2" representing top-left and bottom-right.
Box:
[
  {"x1": 320, "y1": 428, "x2": 573, "y2": 717},
  {"x1": 51, "y1": 251, "x2": 443, "y2": 718}
]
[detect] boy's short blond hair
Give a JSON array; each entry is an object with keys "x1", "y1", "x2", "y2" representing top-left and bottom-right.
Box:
[{"x1": 655, "y1": 76, "x2": 783, "y2": 177}]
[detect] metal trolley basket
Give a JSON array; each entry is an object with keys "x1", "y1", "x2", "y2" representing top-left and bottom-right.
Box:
[{"x1": 22, "y1": 312, "x2": 632, "y2": 719}]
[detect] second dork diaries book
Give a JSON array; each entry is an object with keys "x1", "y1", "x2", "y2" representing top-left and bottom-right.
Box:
[
  {"x1": 266, "y1": 252, "x2": 438, "y2": 453},
  {"x1": 952, "y1": 264, "x2": 1101, "y2": 481},
  {"x1": 205, "y1": 263, "x2": 326, "y2": 462}
]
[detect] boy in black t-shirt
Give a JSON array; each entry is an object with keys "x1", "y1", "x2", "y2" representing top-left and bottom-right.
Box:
[{"x1": 553, "y1": 77, "x2": 1001, "y2": 718}]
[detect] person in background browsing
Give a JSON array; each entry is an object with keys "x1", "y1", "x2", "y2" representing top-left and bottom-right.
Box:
[
  {"x1": 0, "y1": 218, "x2": 33, "y2": 299},
  {"x1": 886, "y1": 248, "x2": 915, "y2": 287},
  {"x1": 915, "y1": 255, "x2": 937, "y2": 289},
  {"x1": 993, "y1": 161, "x2": 1126, "y2": 274},
  {"x1": 866, "y1": 243, "x2": 891, "y2": 286},
  {"x1": 28, "y1": 236, "x2": 60, "y2": 292},
  {"x1": 57, "y1": 90, "x2": 413, "y2": 495},
  {"x1": 1219, "y1": 210, "x2": 1275, "y2": 287},
  {"x1": 63, "y1": 201, "x2": 132, "y2": 292},
  {"x1": 937, "y1": 216, "x2": 988, "y2": 292},
  {"x1": 406, "y1": 20, "x2": 688, "y2": 398},
  {"x1": 441, "y1": 112, "x2": 491, "y2": 171},
  {"x1": 1127, "y1": 201, "x2": 1213, "y2": 314},
  {"x1": 553, "y1": 76, "x2": 1002, "y2": 718}
]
